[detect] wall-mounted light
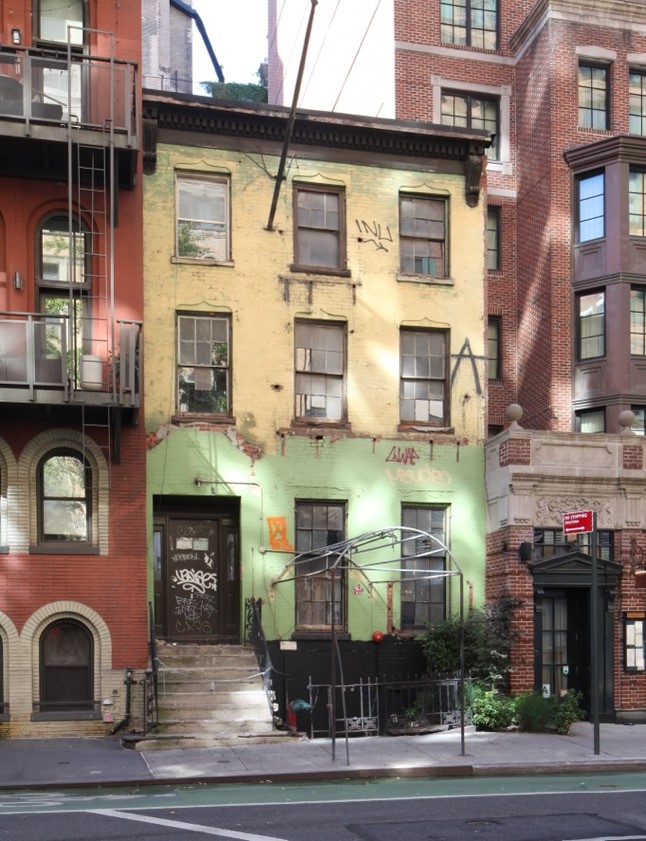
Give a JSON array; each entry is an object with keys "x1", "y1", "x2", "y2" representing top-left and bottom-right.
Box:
[
  {"x1": 11, "y1": 29, "x2": 21, "y2": 45},
  {"x1": 194, "y1": 477, "x2": 203, "y2": 487},
  {"x1": 518, "y1": 542, "x2": 533, "y2": 563},
  {"x1": 13, "y1": 271, "x2": 22, "y2": 290}
]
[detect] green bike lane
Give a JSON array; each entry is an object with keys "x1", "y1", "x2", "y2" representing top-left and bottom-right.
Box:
[{"x1": 1, "y1": 771, "x2": 646, "y2": 815}]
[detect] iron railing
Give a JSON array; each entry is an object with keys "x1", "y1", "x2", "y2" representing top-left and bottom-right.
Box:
[
  {"x1": 0, "y1": 312, "x2": 141, "y2": 406},
  {"x1": 305, "y1": 673, "x2": 472, "y2": 738},
  {"x1": 244, "y1": 597, "x2": 277, "y2": 720},
  {"x1": 0, "y1": 44, "x2": 138, "y2": 145},
  {"x1": 141, "y1": 602, "x2": 159, "y2": 735}
]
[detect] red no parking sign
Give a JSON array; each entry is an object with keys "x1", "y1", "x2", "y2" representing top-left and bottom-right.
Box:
[{"x1": 563, "y1": 509, "x2": 594, "y2": 535}]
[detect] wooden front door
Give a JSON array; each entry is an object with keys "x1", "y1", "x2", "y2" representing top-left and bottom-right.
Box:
[{"x1": 155, "y1": 513, "x2": 240, "y2": 642}]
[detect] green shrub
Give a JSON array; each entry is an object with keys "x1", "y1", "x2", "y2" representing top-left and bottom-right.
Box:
[
  {"x1": 514, "y1": 690, "x2": 584, "y2": 734},
  {"x1": 419, "y1": 592, "x2": 522, "y2": 688},
  {"x1": 471, "y1": 688, "x2": 515, "y2": 731}
]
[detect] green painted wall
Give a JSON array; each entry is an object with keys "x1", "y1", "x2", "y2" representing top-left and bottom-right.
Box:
[{"x1": 148, "y1": 429, "x2": 485, "y2": 640}]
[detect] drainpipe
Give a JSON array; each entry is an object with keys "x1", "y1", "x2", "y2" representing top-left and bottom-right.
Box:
[{"x1": 110, "y1": 667, "x2": 135, "y2": 735}]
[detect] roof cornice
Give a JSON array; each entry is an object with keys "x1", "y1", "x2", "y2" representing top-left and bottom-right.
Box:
[{"x1": 511, "y1": 0, "x2": 646, "y2": 59}]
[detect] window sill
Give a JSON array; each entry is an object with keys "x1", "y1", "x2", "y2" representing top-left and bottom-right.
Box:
[
  {"x1": 397, "y1": 424, "x2": 454, "y2": 435},
  {"x1": 290, "y1": 420, "x2": 352, "y2": 433},
  {"x1": 289, "y1": 264, "x2": 351, "y2": 278},
  {"x1": 31, "y1": 710, "x2": 102, "y2": 721},
  {"x1": 291, "y1": 631, "x2": 351, "y2": 641},
  {"x1": 172, "y1": 413, "x2": 236, "y2": 425},
  {"x1": 397, "y1": 273, "x2": 453, "y2": 286},
  {"x1": 171, "y1": 256, "x2": 234, "y2": 268},
  {"x1": 29, "y1": 544, "x2": 100, "y2": 555}
]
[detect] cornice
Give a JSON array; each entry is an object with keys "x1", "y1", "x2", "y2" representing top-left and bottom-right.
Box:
[
  {"x1": 142, "y1": 91, "x2": 489, "y2": 167},
  {"x1": 511, "y1": 0, "x2": 646, "y2": 59}
]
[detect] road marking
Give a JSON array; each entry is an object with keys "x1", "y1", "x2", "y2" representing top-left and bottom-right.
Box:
[{"x1": 95, "y1": 808, "x2": 289, "y2": 841}]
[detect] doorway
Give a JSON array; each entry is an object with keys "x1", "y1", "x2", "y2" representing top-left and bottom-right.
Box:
[
  {"x1": 532, "y1": 550, "x2": 620, "y2": 720},
  {"x1": 538, "y1": 589, "x2": 590, "y2": 711},
  {"x1": 153, "y1": 498, "x2": 240, "y2": 642}
]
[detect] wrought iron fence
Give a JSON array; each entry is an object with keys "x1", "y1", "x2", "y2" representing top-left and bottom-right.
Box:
[{"x1": 305, "y1": 673, "x2": 472, "y2": 738}]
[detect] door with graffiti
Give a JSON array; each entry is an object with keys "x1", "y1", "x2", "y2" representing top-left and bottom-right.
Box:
[{"x1": 154, "y1": 514, "x2": 240, "y2": 642}]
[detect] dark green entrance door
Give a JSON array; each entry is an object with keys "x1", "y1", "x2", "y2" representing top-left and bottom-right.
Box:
[{"x1": 540, "y1": 590, "x2": 590, "y2": 712}]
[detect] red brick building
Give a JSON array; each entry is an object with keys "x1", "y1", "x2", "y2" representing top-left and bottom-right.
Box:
[
  {"x1": 0, "y1": 1, "x2": 147, "y2": 736},
  {"x1": 393, "y1": 0, "x2": 646, "y2": 720}
]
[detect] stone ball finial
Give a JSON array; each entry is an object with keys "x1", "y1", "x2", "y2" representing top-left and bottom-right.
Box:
[
  {"x1": 618, "y1": 409, "x2": 636, "y2": 434},
  {"x1": 506, "y1": 403, "x2": 523, "y2": 429}
]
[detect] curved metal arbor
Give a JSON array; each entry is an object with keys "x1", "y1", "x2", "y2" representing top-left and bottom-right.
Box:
[{"x1": 270, "y1": 526, "x2": 467, "y2": 761}]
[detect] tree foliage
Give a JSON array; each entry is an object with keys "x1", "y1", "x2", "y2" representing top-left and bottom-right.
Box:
[
  {"x1": 200, "y1": 63, "x2": 268, "y2": 103},
  {"x1": 419, "y1": 591, "x2": 522, "y2": 689}
]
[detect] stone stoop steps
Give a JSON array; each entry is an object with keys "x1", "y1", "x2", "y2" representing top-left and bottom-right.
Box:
[{"x1": 136, "y1": 641, "x2": 299, "y2": 751}]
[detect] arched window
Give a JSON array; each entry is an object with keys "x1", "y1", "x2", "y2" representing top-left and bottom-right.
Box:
[
  {"x1": 40, "y1": 620, "x2": 93, "y2": 712},
  {"x1": 0, "y1": 636, "x2": 4, "y2": 715},
  {"x1": 36, "y1": 0, "x2": 85, "y2": 46},
  {"x1": 38, "y1": 449, "x2": 91, "y2": 544}
]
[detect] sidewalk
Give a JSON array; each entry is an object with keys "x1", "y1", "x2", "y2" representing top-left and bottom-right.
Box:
[{"x1": 1, "y1": 722, "x2": 646, "y2": 790}]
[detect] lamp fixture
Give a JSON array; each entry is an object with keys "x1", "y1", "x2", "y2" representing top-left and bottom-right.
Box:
[
  {"x1": 13, "y1": 271, "x2": 22, "y2": 290},
  {"x1": 11, "y1": 28, "x2": 21, "y2": 45}
]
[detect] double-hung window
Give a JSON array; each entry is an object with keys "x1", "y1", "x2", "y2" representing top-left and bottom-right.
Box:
[
  {"x1": 487, "y1": 206, "x2": 500, "y2": 270},
  {"x1": 577, "y1": 172, "x2": 604, "y2": 242},
  {"x1": 577, "y1": 291, "x2": 605, "y2": 360},
  {"x1": 575, "y1": 409, "x2": 606, "y2": 433},
  {"x1": 294, "y1": 321, "x2": 345, "y2": 422},
  {"x1": 441, "y1": 91, "x2": 499, "y2": 159},
  {"x1": 629, "y1": 169, "x2": 646, "y2": 237},
  {"x1": 293, "y1": 186, "x2": 345, "y2": 272},
  {"x1": 176, "y1": 176, "x2": 229, "y2": 262},
  {"x1": 401, "y1": 506, "x2": 447, "y2": 630},
  {"x1": 400, "y1": 196, "x2": 447, "y2": 277},
  {"x1": 440, "y1": 0, "x2": 498, "y2": 50},
  {"x1": 177, "y1": 314, "x2": 230, "y2": 414},
  {"x1": 631, "y1": 288, "x2": 646, "y2": 355},
  {"x1": 487, "y1": 317, "x2": 501, "y2": 380},
  {"x1": 629, "y1": 70, "x2": 646, "y2": 135},
  {"x1": 578, "y1": 63, "x2": 609, "y2": 130},
  {"x1": 400, "y1": 329, "x2": 449, "y2": 426},
  {"x1": 295, "y1": 501, "x2": 345, "y2": 631}
]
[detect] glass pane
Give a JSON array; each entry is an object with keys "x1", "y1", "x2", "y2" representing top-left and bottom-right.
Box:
[
  {"x1": 43, "y1": 454, "x2": 84, "y2": 497},
  {"x1": 43, "y1": 499, "x2": 87, "y2": 540},
  {"x1": 39, "y1": 0, "x2": 84, "y2": 43}
]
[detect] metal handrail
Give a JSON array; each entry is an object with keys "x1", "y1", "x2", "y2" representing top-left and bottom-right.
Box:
[{"x1": 244, "y1": 598, "x2": 277, "y2": 720}]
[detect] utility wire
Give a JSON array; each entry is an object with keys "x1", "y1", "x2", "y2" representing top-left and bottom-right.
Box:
[{"x1": 332, "y1": 0, "x2": 382, "y2": 112}]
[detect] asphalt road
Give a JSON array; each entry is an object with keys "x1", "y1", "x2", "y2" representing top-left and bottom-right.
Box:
[{"x1": 1, "y1": 774, "x2": 646, "y2": 840}]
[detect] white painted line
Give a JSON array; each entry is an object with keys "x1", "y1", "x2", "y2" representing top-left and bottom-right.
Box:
[
  {"x1": 563, "y1": 837, "x2": 646, "y2": 841},
  {"x1": 94, "y1": 808, "x2": 289, "y2": 841}
]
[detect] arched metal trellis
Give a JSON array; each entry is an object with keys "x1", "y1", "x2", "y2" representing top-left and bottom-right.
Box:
[{"x1": 270, "y1": 526, "x2": 467, "y2": 763}]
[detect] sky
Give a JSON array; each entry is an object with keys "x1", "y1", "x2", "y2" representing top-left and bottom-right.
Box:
[{"x1": 191, "y1": 1, "x2": 269, "y2": 88}]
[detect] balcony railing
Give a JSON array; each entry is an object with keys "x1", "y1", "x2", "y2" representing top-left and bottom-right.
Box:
[
  {"x1": 0, "y1": 312, "x2": 141, "y2": 407},
  {"x1": 0, "y1": 44, "x2": 138, "y2": 146}
]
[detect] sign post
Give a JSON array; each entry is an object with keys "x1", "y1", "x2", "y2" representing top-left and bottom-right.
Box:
[{"x1": 563, "y1": 508, "x2": 600, "y2": 755}]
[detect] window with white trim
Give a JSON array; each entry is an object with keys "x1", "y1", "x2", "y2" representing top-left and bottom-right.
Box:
[
  {"x1": 176, "y1": 176, "x2": 230, "y2": 262},
  {"x1": 294, "y1": 321, "x2": 345, "y2": 422},
  {"x1": 177, "y1": 313, "x2": 230, "y2": 414}
]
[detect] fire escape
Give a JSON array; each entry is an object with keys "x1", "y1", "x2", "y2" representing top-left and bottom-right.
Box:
[{"x1": 0, "y1": 29, "x2": 140, "y2": 463}]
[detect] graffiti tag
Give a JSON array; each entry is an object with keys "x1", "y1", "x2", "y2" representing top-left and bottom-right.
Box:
[
  {"x1": 172, "y1": 568, "x2": 218, "y2": 594},
  {"x1": 385, "y1": 465, "x2": 452, "y2": 487},
  {"x1": 267, "y1": 517, "x2": 294, "y2": 552},
  {"x1": 385, "y1": 446, "x2": 419, "y2": 465},
  {"x1": 355, "y1": 219, "x2": 393, "y2": 252}
]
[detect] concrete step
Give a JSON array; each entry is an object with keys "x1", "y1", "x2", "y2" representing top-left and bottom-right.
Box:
[
  {"x1": 158, "y1": 689, "x2": 266, "y2": 704},
  {"x1": 155, "y1": 718, "x2": 278, "y2": 735},
  {"x1": 149, "y1": 642, "x2": 279, "y2": 749},
  {"x1": 158, "y1": 705, "x2": 270, "y2": 722}
]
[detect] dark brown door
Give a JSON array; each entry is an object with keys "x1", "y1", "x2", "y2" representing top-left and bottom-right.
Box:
[{"x1": 160, "y1": 515, "x2": 240, "y2": 642}]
